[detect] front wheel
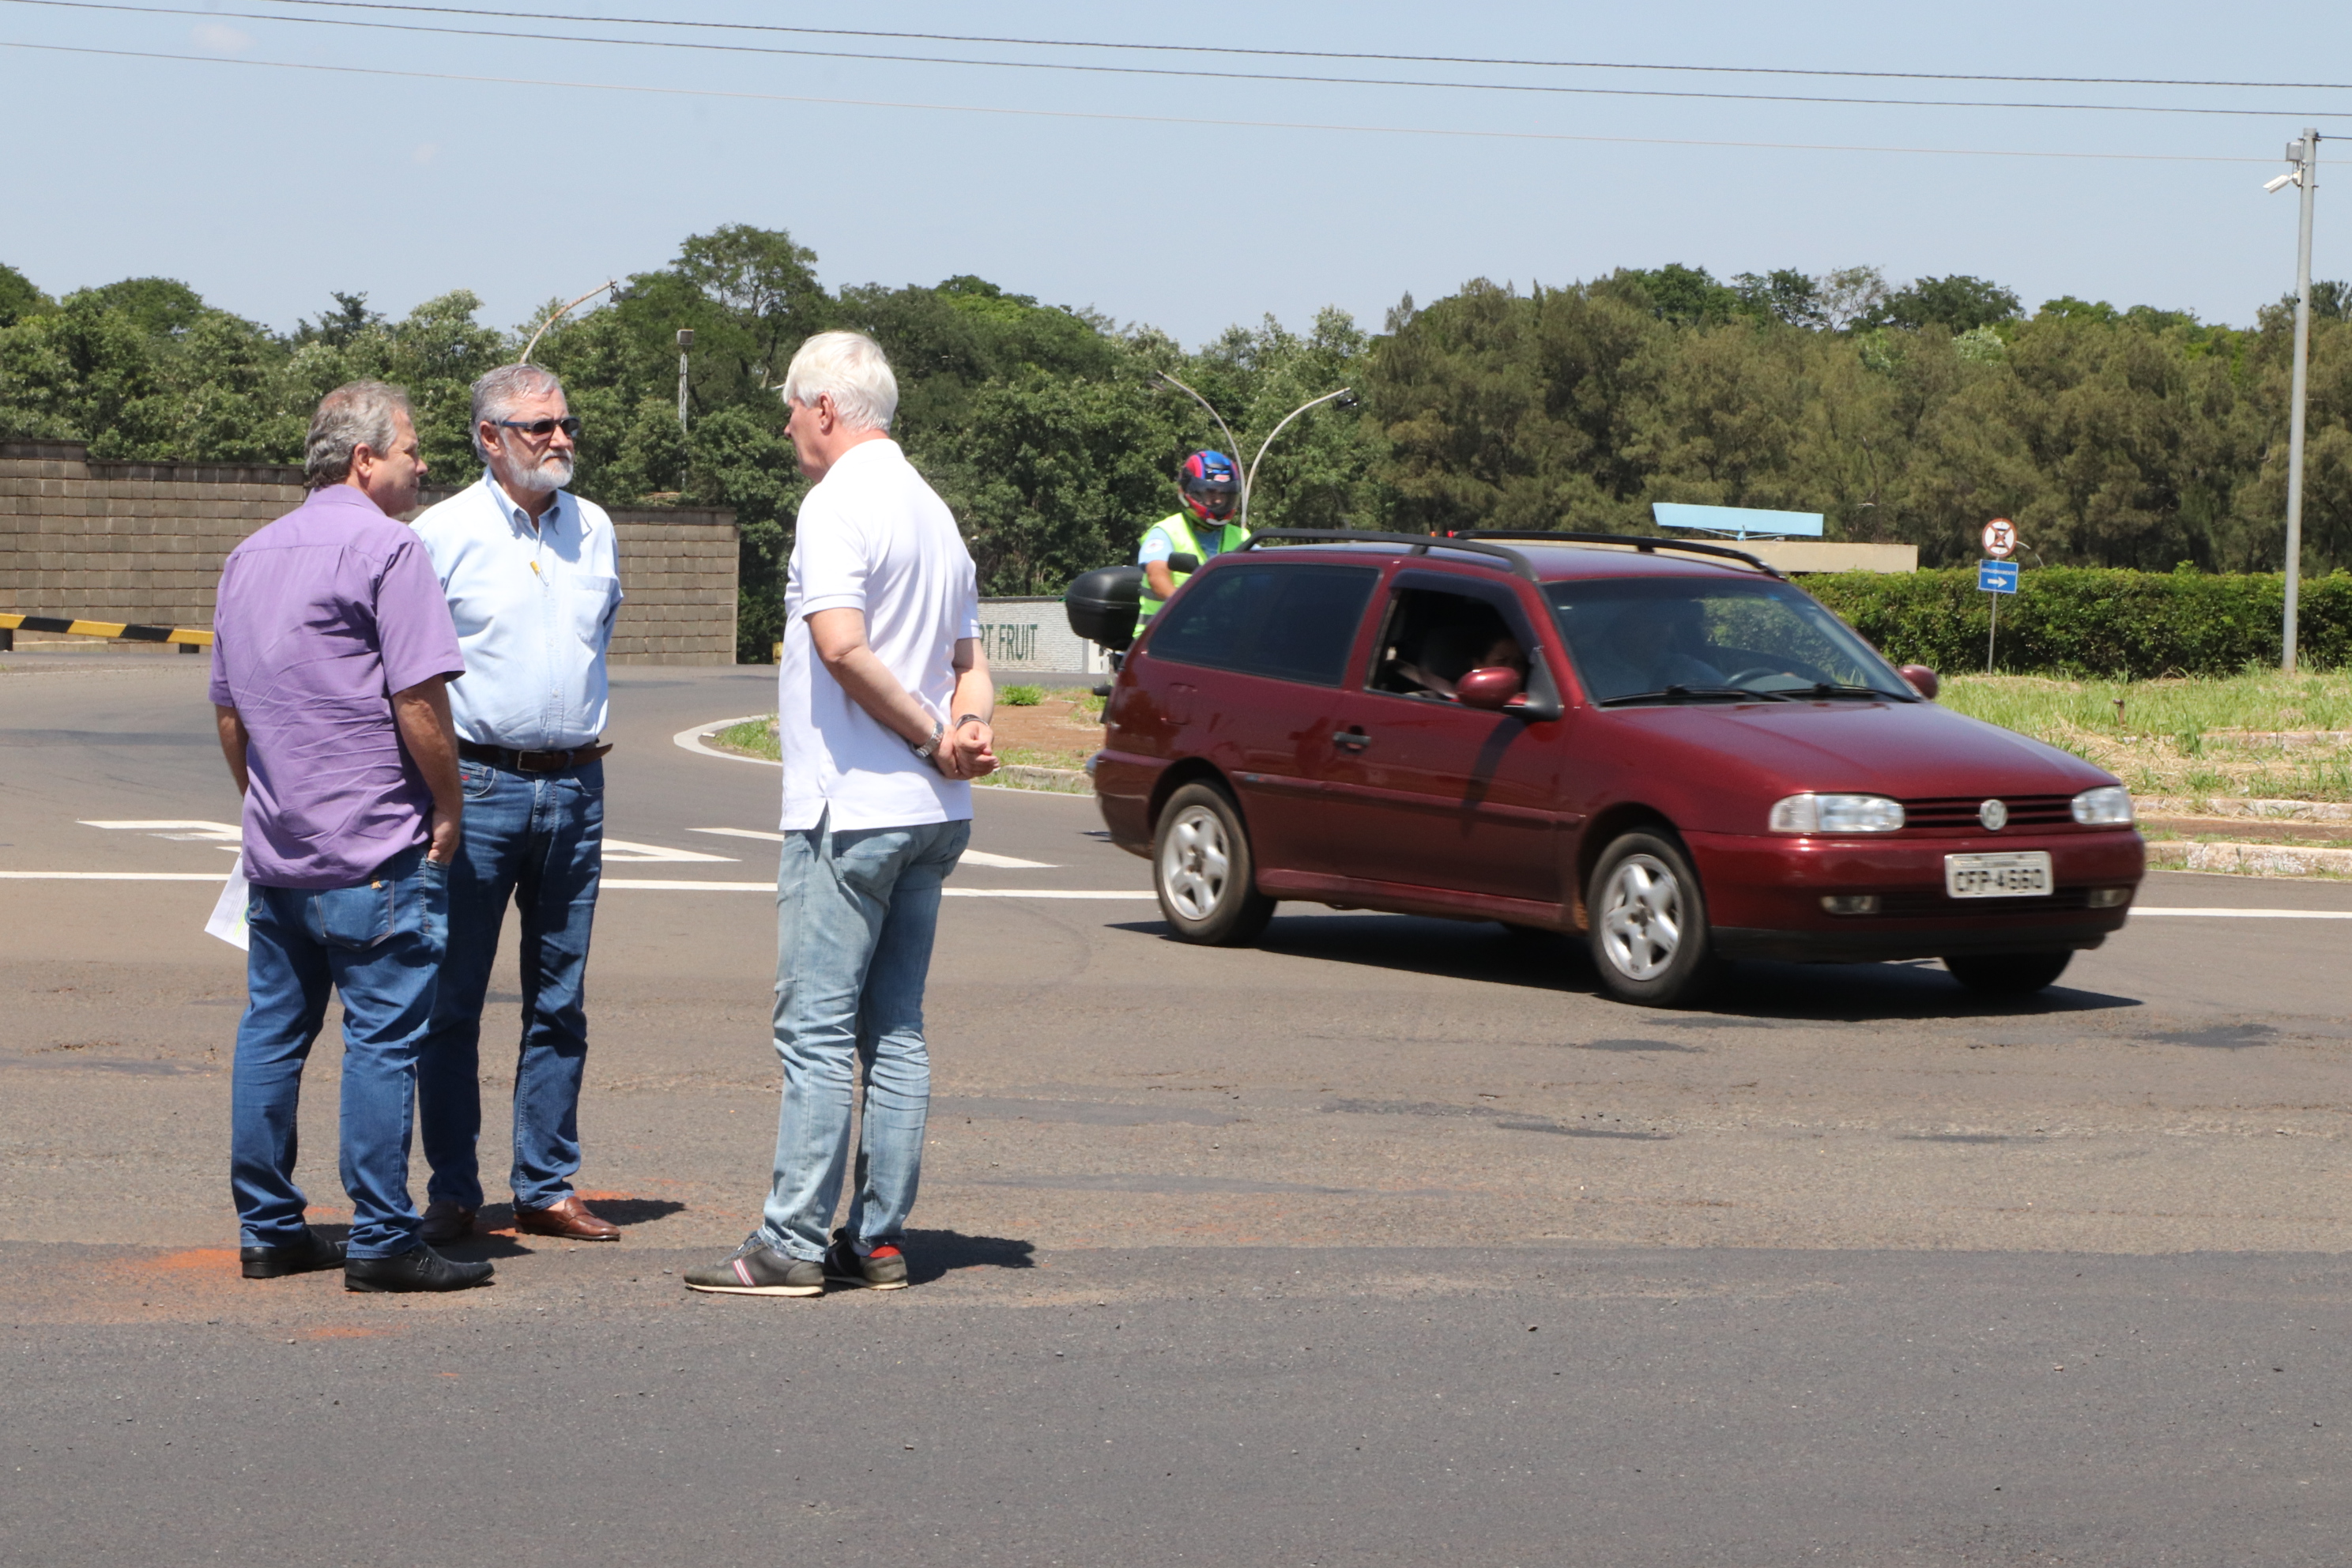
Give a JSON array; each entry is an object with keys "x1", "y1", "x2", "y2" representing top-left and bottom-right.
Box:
[
  {"x1": 1587, "y1": 830, "x2": 1720, "y2": 1008},
  {"x1": 1153, "y1": 782, "x2": 1276, "y2": 946},
  {"x1": 1942, "y1": 951, "x2": 2072, "y2": 995}
]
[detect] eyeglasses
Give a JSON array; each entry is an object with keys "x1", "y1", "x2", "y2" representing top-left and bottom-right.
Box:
[{"x1": 496, "y1": 416, "x2": 582, "y2": 439}]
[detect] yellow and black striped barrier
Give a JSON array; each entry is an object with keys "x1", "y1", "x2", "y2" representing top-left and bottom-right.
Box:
[{"x1": 0, "y1": 612, "x2": 213, "y2": 650}]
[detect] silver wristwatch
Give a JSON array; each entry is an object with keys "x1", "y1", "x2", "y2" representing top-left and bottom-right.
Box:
[{"x1": 910, "y1": 717, "x2": 945, "y2": 760}]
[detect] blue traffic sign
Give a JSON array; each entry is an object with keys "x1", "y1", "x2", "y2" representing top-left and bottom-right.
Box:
[{"x1": 1978, "y1": 560, "x2": 2019, "y2": 594}]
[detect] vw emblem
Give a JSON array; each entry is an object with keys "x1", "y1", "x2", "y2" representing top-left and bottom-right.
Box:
[{"x1": 1978, "y1": 798, "x2": 2009, "y2": 831}]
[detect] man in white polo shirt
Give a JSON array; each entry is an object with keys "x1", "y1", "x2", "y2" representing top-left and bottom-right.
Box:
[{"x1": 687, "y1": 330, "x2": 997, "y2": 1299}]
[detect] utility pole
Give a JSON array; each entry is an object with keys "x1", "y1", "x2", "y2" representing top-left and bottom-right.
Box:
[
  {"x1": 2275, "y1": 130, "x2": 2320, "y2": 671},
  {"x1": 677, "y1": 329, "x2": 695, "y2": 435}
]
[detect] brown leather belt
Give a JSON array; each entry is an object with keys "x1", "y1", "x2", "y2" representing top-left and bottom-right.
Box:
[{"x1": 458, "y1": 740, "x2": 613, "y2": 774}]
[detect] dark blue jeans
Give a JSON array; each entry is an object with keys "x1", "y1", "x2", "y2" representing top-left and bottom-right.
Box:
[
  {"x1": 415, "y1": 756, "x2": 604, "y2": 1211},
  {"x1": 232, "y1": 842, "x2": 446, "y2": 1260}
]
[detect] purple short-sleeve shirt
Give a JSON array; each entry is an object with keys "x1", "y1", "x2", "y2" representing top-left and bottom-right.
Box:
[{"x1": 209, "y1": 485, "x2": 466, "y2": 888}]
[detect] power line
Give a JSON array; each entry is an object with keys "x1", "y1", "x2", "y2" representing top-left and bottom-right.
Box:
[
  {"x1": 0, "y1": 38, "x2": 2284, "y2": 164},
  {"x1": 231, "y1": 0, "x2": 2352, "y2": 94},
  {"x1": 13, "y1": 0, "x2": 2352, "y2": 121}
]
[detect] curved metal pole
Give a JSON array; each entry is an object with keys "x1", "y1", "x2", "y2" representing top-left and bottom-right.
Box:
[
  {"x1": 518, "y1": 278, "x2": 620, "y2": 364},
  {"x1": 1154, "y1": 369, "x2": 1245, "y2": 488},
  {"x1": 1244, "y1": 387, "x2": 1351, "y2": 528}
]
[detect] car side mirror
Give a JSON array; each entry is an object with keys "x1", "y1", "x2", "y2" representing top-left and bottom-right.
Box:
[
  {"x1": 1167, "y1": 552, "x2": 1201, "y2": 575},
  {"x1": 1898, "y1": 664, "x2": 1939, "y2": 700},
  {"x1": 1457, "y1": 665, "x2": 1525, "y2": 712}
]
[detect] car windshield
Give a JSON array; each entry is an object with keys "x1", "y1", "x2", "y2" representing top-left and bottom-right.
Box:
[{"x1": 1544, "y1": 575, "x2": 1916, "y2": 707}]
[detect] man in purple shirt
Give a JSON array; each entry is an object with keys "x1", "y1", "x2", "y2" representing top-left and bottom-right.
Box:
[{"x1": 211, "y1": 380, "x2": 492, "y2": 1294}]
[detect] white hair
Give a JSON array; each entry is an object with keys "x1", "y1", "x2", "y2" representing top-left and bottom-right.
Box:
[{"x1": 779, "y1": 330, "x2": 897, "y2": 432}]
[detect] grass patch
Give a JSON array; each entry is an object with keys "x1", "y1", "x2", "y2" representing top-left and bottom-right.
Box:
[
  {"x1": 1939, "y1": 672, "x2": 2352, "y2": 801},
  {"x1": 710, "y1": 715, "x2": 780, "y2": 762},
  {"x1": 998, "y1": 684, "x2": 1046, "y2": 707}
]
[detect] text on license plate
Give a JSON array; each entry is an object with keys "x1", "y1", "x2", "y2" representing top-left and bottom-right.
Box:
[{"x1": 1945, "y1": 851, "x2": 2053, "y2": 899}]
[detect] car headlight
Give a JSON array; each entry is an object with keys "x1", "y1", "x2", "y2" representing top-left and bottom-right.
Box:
[
  {"x1": 1768, "y1": 793, "x2": 1905, "y2": 834},
  {"x1": 2071, "y1": 785, "x2": 2135, "y2": 825}
]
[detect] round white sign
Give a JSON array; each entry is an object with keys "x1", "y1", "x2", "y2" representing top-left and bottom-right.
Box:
[{"x1": 1982, "y1": 518, "x2": 2018, "y2": 558}]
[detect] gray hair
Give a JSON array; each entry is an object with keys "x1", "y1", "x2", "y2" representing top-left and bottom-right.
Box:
[
  {"x1": 469, "y1": 363, "x2": 567, "y2": 460},
  {"x1": 780, "y1": 330, "x2": 897, "y2": 432},
  {"x1": 303, "y1": 381, "x2": 413, "y2": 489}
]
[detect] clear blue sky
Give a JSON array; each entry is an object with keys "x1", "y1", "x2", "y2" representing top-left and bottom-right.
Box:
[{"x1": 3, "y1": 0, "x2": 2349, "y2": 344}]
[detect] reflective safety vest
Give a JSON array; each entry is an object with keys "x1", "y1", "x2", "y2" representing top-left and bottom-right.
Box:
[{"x1": 1137, "y1": 513, "x2": 1250, "y2": 620}]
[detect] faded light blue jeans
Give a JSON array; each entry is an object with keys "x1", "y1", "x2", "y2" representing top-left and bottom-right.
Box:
[
  {"x1": 762, "y1": 810, "x2": 970, "y2": 1261},
  {"x1": 232, "y1": 842, "x2": 446, "y2": 1260}
]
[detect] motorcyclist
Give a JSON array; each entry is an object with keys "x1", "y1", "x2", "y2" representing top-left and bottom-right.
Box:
[{"x1": 1137, "y1": 450, "x2": 1248, "y2": 621}]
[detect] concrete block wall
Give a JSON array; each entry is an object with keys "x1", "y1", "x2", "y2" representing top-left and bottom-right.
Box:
[{"x1": 0, "y1": 441, "x2": 738, "y2": 664}]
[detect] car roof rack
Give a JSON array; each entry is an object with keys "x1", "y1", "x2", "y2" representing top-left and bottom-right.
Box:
[
  {"x1": 1237, "y1": 529, "x2": 1542, "y2": 583},
  {"x1": 1453, "y1": 529, "x2": 1785, "y2": 579}
]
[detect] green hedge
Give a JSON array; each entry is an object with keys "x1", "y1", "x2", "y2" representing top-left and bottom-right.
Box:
[{"x1": 1802, "y1": 567, "x2": 2352, "y2": 679}]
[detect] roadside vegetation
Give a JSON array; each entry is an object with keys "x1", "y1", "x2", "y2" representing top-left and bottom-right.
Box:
[
  {"x1": 1941, "y1": 672, "x2": 2352, "y2": 801},
  {"x1": 13, "y1": 239, "x2": 2352, "y2": 667}
]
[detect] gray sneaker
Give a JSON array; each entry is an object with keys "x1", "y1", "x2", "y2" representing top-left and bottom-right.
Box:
[{"x1": 684, "y1": 1237, "x2": 824, "y2": 1297}]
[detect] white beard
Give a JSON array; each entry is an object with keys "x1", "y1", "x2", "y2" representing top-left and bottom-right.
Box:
[{"x1": 509, "y1": 451, "x2": 575, "y2": 494}]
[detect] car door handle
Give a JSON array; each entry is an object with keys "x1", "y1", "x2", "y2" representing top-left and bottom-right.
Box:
[{"x1": 1332, "y1": 728, "x2": 1371, "y2": 752}]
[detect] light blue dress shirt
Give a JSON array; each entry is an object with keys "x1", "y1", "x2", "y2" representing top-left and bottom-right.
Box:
[{"x1": 408, "y1": 472, "x2": 624, "y2": 749}]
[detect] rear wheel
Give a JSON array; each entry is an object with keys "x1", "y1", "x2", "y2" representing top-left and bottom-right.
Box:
[
  {"x1": 1942, "y1": 951, "x2": 2072, "y2": 995},
  {"x1": 1153, "y1": 782, "x2": 1276, "y2": 946},
  {"x1": 1587, "y1": 831, "x2": 1720, "y2": 1008}
]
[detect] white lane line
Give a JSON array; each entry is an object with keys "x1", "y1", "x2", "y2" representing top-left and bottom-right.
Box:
[
  {"x1": 691, "y1": 826, "x2": 1056, "y2": 869},
  {"x1": 601, "y1": 837, "x2": 737, "y2": 865},
  {"x1": 673, "y1": 716, "x2": 779, "y2": 768},
  {"x1": 601, "y1": 879, "x2": 1146, "y2": 897},
  {"x1": 0, "y1": 872, "x2": 232, "y2": 881},
  {"x1": 2135, "y1": 906, "x2": 2352, "y2": 919}
]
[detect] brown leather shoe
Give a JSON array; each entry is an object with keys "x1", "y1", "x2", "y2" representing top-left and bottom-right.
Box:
[
  {"x1": 513, "y1": 1194, "x2": 620, "y2": 1241},
  {"x1": 419, "y1": 1200, "x2": 476, "y2": 1246}
]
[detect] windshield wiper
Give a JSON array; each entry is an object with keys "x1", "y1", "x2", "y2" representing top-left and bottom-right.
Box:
[
  {"x1": 1598, "y1": 684, "x2": 1792, "y2": 707},
  {"x1": 1801, "y1": 683, "x2": 1912, "y2": 702}
]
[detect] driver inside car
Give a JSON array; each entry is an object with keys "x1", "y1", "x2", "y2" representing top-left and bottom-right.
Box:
[{"x1": 1583, "y1": 600, "x2": 1727, "y2": 698}]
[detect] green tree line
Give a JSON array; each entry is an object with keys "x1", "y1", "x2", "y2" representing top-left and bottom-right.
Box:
[{"x1": 6, "y1": 228, "x2": 2350, "y2": 661}]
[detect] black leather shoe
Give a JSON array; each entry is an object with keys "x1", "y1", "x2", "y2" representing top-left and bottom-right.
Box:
[
  {"x1": 344, "y1": 1244, "x2": 496, "y2": 1293},
  {"x1": 241, "y1": 1228, "x2": 345, "y2": 1280},
  {"x1": 418, "y1": 1200, "x2": 477, "y2": 1246}
]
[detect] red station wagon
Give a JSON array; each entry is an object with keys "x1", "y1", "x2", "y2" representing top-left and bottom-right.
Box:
[{"x1": 1087, "y1": 530, "x2": 2145, "y2": 1008}]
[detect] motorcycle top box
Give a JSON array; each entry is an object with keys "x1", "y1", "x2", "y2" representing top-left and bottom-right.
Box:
[{"x1": 1065, "y1": 564, "x2": 1144, "y2": 651}]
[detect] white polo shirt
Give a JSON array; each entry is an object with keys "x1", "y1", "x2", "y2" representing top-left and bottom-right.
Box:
[
  {"x1": 409, "y1": 472, "x2": 623, "y2": 749},
  {"x1": 778, "y1": 438, "x2": 981, "y2": 832}
]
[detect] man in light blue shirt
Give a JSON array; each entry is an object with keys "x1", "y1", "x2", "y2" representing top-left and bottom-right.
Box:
[{"x1": 408, "y1": 363, "x2": 626, "y2": 1247}]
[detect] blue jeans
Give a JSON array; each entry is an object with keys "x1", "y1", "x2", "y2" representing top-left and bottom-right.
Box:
[
  {"x1": 232, "y1": 842, "x2": 447, "y2": 1260},
  {"x1": 415, "y1": 757, "x2": 604, "y2": 1212},
  {"x1": 762, "y1": 812, "x2": 970, "y2": 1261}
]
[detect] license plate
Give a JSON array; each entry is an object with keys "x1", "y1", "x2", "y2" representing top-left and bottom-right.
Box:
[{"x1": 1944, "y1": 851, "x2": 2053, "y2": 899}]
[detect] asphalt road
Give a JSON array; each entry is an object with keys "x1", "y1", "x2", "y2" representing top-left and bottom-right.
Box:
[{"x1": 6, "y1": 650, "x2": 2352, "y2": 1566}]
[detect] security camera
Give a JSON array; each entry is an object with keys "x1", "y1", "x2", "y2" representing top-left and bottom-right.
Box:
[{"x1": 2266, "y1": 171, "x2": 2300, "y2": 194}]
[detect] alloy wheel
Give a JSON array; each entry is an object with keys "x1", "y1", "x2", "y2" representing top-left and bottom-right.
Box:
[
  {"x1": 1159, "y1": 804, "x2": 1231, "y2": 922},
  {"x1": 1598, "y1": 854, "x2": 1683, "y2": 981}
]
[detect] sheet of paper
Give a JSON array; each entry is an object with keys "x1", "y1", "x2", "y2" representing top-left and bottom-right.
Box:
[{"x1": 205, "y1": 856, "x2": 251, "y2": 951}]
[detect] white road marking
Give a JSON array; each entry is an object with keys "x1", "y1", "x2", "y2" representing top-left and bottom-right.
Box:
[
  {"x1": 673, "y1": 717, "x2": 779, "y2": 767},
  {"x1": 690, "y1": 827, "x2": 1056, "y2": 869},
  {"x1": 0, "y1": 872, "x2": 232, "y2": 881},
  {"x1": 959, "y1": 850, "x2": 1060, "y2": 870},
  {"x1": 2133, "y1": 906, "x2": 2352, "y2": 919},
  {"x1": 81, "y1": 819, "x2": 239, "y2": 842},
  {"x1": 600, "y1": 838, "x2": 737, "y2": 865},
  {"x1": 601, "y1": 879, "x2": 1146, "y2": 897}
]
